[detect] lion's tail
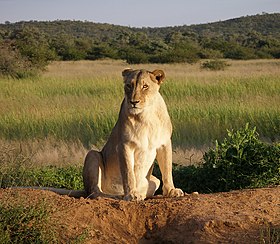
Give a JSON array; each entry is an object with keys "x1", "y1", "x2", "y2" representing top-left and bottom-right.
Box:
[{"x1": 9, "y1": 186, "x2": 87, "y2": 198}]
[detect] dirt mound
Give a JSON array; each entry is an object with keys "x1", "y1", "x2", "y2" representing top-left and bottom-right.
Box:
[{"x1": 1, "y1": 187, "x2": 279, "y2": 243}]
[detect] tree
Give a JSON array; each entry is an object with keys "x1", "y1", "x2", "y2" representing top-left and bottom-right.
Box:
[
  {"x1": 0, "y1": 40, "x2": 33, "y2": 78},
  {"x1": 51, "y1": 35, "x2": 81, "y2": 60},
  {"x1": 224, "y1": 44, "x2": 257, "y2": 59},
  {"x1": 10, "y1": 26, "x2": 56, "y2": 69},
  {"x1": 87, "y1": 43, "x2": 118, "y2": 60},
  {"x1": 119, "y1": 46, "x2": 149, "y2": 64},
  {"x1": 151, "y1": 40, "x2": 200, "y2": 63}
]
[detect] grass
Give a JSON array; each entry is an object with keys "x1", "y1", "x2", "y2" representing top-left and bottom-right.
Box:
[
  {"x1": 259, "y1": 224, "x2": 280, "y2": 244},
  {"x1": 0, "y1": 198, "x2": 57, "y2": 243},
  {"x1": 0, "y1": 142, "x2": 83, "y2": 188},
  {"x1": 0, "y1": 59, "x2": 279, "y2": 164}
]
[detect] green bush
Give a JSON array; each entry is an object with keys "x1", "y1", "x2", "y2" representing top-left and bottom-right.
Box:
[
  {"x1": 29, "y1": 166, "x2": 83, "y2": 190},
  {"x1": 168, "y1": 124, "x2": 280, "y2": 193},
  {"x1": 201, "y1": 59, "x2": 230, "y2": 71},
  {"x1": 119, "y1": 47, "x2": 150, "y2": 64},
  {"x1": 201, "y1": 124, "x2": 280, "y2": 192},
  {"x1": 0, "y1": 201, "x2": 57, "y2": 243},
  {"x1": 224, "y1": 45, "x2": 257, "y2": 59},
  {"x1": 0, "y1": 27, "x2": 56, "y2": 78},
  {"x1": 1, "y1": 165, "x2": 83, "y2": 190},
  {"x1": 150, "y1": 42, "x2": 200, "y2": 64},
  {"x1": 0, "y1": 41, "x2": 34, "y2": 78},
  {"x1": 11, "y1": 27, "x2": 55, "y2": 69}
]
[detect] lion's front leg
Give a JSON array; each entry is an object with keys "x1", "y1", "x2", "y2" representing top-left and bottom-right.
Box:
[
  {"x1": 156, "y1": 140, "x2": 184, "y2": 198},
  {"x1": 119, "y1": 145, "x2": 145, "y2": 201}
]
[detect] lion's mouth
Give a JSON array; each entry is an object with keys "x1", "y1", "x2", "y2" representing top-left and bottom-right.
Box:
[
  {"x1": 128, "y1": 106, "x2": 142, "y2": 115},
  {"x1": 129, "y1": 106, "x2": 140, "y2": 111}
]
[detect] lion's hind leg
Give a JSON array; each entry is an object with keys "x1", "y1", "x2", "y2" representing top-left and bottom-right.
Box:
[{"x1": 83, "y1": 150, "x2": 123, "y2": 200}]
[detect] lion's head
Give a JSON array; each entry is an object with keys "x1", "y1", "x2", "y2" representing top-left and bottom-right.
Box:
[{"x1": 122, "y1": 69, "x2": 165, "y2": 115}]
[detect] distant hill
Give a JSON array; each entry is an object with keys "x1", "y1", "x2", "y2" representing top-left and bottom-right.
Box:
[
  {"x1": 147, "y1": 13, "x2": 280, "y2": 38},
  {"x1": 0, "y1": 20, "x2": 133, "y2": 42},
  {"x1": 0, "y1": 13, "x2": 280, "y2": 71},
  {"x1": 1, "y1": 13, "x2": 280, "y2": 41}
]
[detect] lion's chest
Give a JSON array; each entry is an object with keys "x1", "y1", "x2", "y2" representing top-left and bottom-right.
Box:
[
  {"x1": 126, "y1": 119, "x2": 167, "y2": 150},
  {"x1": 123, "y1": 116, "x2": 170, "y2": 167}
]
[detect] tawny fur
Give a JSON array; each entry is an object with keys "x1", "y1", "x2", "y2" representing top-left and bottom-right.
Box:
[
  {"x1": 15, "y1": 69, "x2": 184, "y2": 201},
  {"x1": 82, "y1": 68, "x2": 183, "y2": 201}
]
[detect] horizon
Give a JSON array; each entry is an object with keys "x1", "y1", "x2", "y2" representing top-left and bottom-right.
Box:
[
  {"x1": 0, "y1": 0, "x2": 279, "y2": 28},
  {"x1": 1, "y1": 12, "x2": 279, "y2": 29}
]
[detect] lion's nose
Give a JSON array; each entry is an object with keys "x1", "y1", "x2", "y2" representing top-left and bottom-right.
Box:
[{"x1": 130, "y1": 100, "x2": 140, "y2": 106}]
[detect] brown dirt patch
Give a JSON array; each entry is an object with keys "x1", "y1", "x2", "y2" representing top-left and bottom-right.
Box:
[{"x1": 1, "y1": 187, "x2": 279, "y2": 243}]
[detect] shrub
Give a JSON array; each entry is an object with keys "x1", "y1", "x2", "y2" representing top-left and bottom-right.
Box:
[
  {"x1": 150, "y1": 43, "x2": 200, "y2": 64},
  {"x1": 201, "y1": 59, "x2": 230, "y2": 71},
  {"x1": 28, "y1": 166, "x2": 83, "y2": 190},
  {"x1": 154, "y1": 124, "x2": 280, "y2": 194},
  {"x1": 119, "y1": 47, "x2": 150, "y2": 64},
  {"x1": 201, "y1": 123, "x2": 280, "y2": 192},
  {"x1": 0, "y1": 201, "x2": 57, "y2": 243},
  {"x1": 173, "y1": 124, "x2": 280, "y2": 193},
  {"x1": 224, "y1": 45, "x2": 257, "y2": 59},
  {"x1": 0, "y1": 41, "x2": 34, "y2": 78},
  {"x1": 11, "y1": 27, "x2": 55, "y2": 69},
  {"x1": 1, "y1": 165, "x2": 83, "y2": 190},
  {"x1": 0, "y1": 27, "x2": 56, "y2": 78}
]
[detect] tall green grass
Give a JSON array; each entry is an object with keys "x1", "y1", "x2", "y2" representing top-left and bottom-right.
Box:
[
  {"x1": 0, "y1": 60, "x2": 279, "y2": 148},
  {"x1": 166, "y1": 76, "x2": 280, "y2": 146}
]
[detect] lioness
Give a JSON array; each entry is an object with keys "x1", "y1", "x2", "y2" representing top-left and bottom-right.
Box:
[
  {"x1": 13, "y1": 69, "x2": 183, "y2": 200},
  {"x1": 83, "y1": 68, "x2": 184, "y2": 200}
]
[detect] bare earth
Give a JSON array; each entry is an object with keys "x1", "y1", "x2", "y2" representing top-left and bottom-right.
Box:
[{"x1": 1, "y1": 187, "x2": 279, "y2": 243}]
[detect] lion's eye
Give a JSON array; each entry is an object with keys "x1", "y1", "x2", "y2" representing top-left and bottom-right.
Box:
[{"x1": 143, "y1": 84, "x2": 149, "y2": 89}]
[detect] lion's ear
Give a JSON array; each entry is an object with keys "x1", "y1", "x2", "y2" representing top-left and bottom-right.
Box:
[
  {"x1": 122, "y1": 68, "x2": 133, "y2": 79},
  {"x1": 151, "y1": 69, "x2": 165, "y2": 84}
]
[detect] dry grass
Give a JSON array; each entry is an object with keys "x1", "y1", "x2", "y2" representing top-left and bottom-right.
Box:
[
  {"x1": 0, "y1": 138, "x2": 204, "y2": 166},
  {"x1": 44, "y1": 59, "x2": 280, "y2": 80},
  {"x1": 172, "y1": 147, "x2": 207, "y2": 166},
  {"x1": 0, "y1": 139, "x2": 87, "y2": 167}
]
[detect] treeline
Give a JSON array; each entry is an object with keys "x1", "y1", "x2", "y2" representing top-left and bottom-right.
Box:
[{"x1": 0, "y1": 13, "x2": 280, "y2": 77}]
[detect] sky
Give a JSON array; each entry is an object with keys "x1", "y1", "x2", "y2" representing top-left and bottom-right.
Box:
[{"x1": 0, "y1": 0, "x2": 279, "y2": 27}]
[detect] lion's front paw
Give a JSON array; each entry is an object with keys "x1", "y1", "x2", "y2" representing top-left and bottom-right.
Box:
[
  {"x1": 123, "y1": 191, "x2": 145, "y2": 201},
  {"x1": 164, "y1": 188, "x2": 184, "y2": 198}
]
